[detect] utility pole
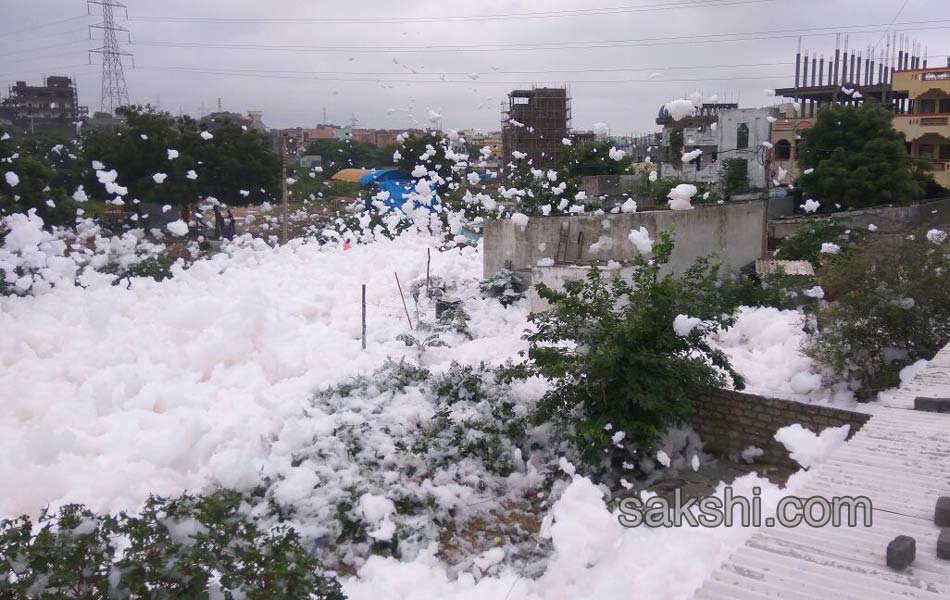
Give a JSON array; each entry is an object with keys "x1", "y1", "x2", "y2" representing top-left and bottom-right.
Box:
[
  {"x1": 280, "y1": 131, "x2": 289, "y2": 243},
  {"x1": 88, "y1": 0, "x2": 132, "y2": 114}
]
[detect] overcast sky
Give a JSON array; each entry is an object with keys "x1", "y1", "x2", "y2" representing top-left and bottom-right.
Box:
[{"x1": 2, "y1": 0, "x2": 948, "y2": 135}]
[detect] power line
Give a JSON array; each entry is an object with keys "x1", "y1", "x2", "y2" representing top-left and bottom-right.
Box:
[
  {"x1": 0, "y1": 64, "x2": 97, "y2": 80},
  {"x1": 131, "y1": 60, "x2": 793, "y2": 78},
  {"x1": 876, "y1": 0, "x2": 911, "y2": 46},
  {"x1": 0, "y1": 50, "x2": 96, "y2": 69},
  {"x1": 0, "y1": 28, "x2": 90, "y2": 49},
  {"x1": 131, "y1": 0, "x2": 777, "y2": 25},
  {"x1": 135, "y1": 64, "x2": 790, "y2": 85},
  {"x1": 0, "y1": 38, "x2": 90, "y2": 60},
  {"x1": 132, "y1": 0, "x2": 776, "y2": 25},
  {"x1": 129, "y1": 19, "x2": 950, "y2": 54},
  {"x1": 0, "y1": 14, "x2": 88, "y2": 39}
]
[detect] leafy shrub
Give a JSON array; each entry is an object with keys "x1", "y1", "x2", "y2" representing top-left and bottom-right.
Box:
[
  {"x1": 418, "y1": 362, "x2": 529, "y2": 476},
  {"x1": 309, "y1": 359, "x2": 545, "y2": 566},
  {"x1": 774, "y1": 220, "x2": 858, "y2": 264},
  {"x1": 0, "y1": 491, "x2": 345, "y2": 600},
  {"x1": 397, "y1": 306, "x2": 472, "y2": 359},
  {"x1": 122, "y1": 256, "x2": 175, "y2": 282},
  {"x1": 720, "y1": 158, "x2": 750, "y2": 195},
  {"x1": 709, "y1": 266, "x2": 818, "y2": 312},
  {"x1": 559, "y1": 140, "x2": 632, "y2": 178},
  {"x1": 807, "y1": 231, "x2": 950, "y2": 396},
  {"x1": 522, "y1": 232, "x2": 745, "y2": 465},
  {"x1": 480, "y1": 269, "x2": 527, "y2": 306}
]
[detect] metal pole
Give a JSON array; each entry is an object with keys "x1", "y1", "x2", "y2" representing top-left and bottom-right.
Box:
[
  {"x1": 280, "y1": 132, "x2": 288, "y2": 243},
  {"x1": 361, "y1": 284, "x2": 367, "y2": 350},
  {"x1": 394, "y1": 272, "x2": 413, "y2": 331}
]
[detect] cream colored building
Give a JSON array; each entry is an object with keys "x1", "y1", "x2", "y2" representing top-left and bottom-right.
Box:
[{"x1": 892, "y1": 66, "x2": 950, "y2": 188}]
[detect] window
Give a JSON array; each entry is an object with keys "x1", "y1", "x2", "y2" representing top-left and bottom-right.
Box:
[
  {"x1": 940, "y1": 99, "x2": 950, "y2": 114},
  {"x1": 940, "y1": 145, "x2": 950, "y2": 161},
  {"x1": 919, "y1": 99, "x2": 936, "y2": 114},
  {"x1": 919, "y1": 143, "x2": 935, "y2": 158},
  {"x1": 736, "y1": 123, "x2": 749, "y2": 149},
  {"x1": 774, "y1": 139, "x2": 792, "y2": 160}
]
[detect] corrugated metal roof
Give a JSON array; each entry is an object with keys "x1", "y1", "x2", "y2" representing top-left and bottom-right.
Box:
[{"x1": 693, "y1": 345, "x2": 950, "y2": 599}]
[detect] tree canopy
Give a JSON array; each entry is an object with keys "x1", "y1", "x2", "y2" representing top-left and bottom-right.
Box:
[
  {"x1": 798, "y1": 102, "x2": 930, "y2": 208},
  {"x1": 81, "y1": 106, "x2": 280, "y2": 208},
  {"x1": 1, "y1": 107, "x2": 282, "y2": 227},
  {"x1": 305, "y1": 138, "x2": 395, "y2": 172},
  {"x1": 560, "y1": 140, "x2": 633, "y2": 178}
]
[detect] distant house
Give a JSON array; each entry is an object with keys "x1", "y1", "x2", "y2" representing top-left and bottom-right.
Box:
[
  {"x1": 0, "y1": 76, "x2": 87, "y2": 136},
  {"x1": 656, "y1": 104, "x2": 778, "y2": 191},
  {"x1": 299, "y1": 155, "x2": 322, "y2": 169}
]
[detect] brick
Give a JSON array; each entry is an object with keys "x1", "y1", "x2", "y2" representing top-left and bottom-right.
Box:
[
  {"x1": 936, "y1": 497, "x2": 950, "y2": 527},
  {"x1": 887, "y1": 536, "x2": 916, "y2": 570},
  {"x1": 938, "y1": 530, "x2": 950, "y2": 560},
  {"x1": 914, "y1": 397, "x2": 950, "y2": 413}
]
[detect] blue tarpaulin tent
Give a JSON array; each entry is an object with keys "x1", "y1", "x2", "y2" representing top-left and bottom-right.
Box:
[{"x1": 359, "y1": 169, "x2": 440, "y2": 213}]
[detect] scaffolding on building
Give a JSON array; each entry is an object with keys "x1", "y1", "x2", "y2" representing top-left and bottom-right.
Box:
[{"x1": 501, "y1": 86, "x2": 571, "y2": 171}]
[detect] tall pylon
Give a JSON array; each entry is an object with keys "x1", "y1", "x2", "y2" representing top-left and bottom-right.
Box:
[{"x1": 88, "y1": 0, "x2": 132, "y2": 114}]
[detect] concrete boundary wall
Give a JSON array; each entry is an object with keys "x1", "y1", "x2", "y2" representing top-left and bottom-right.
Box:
[
  {"x1": 483, "y1": 200, "x2": 768, "y2": 284},
  {"x1": 690, "y1": 389, "x2": 871, "y2": 470},
  {"x1": 768, "y1": 196, "x2": 950, "y2": 241}
]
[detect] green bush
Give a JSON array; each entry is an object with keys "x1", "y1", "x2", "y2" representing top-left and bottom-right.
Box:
[
  {"x1": 123, "y1": 256, "x2": 175, "y2": 282},
  {"x1": 774, "y1": 220, "x2": 860, "y2": 264},
  {"x1": 560, "y1": 140, "x2": 632, "y2": 178},
  {"x1": 0, "y1": 491, "x2": 345, "y2": 599},
  {"x1": 807, "y1": 231, "x2": 950, "y2": 396},
  {"x1": 522, "y1": 232, "x2": 745, "y2": 464},
  {"x1": 720, "y1": 158, "x2": 749, "y2": 195}
]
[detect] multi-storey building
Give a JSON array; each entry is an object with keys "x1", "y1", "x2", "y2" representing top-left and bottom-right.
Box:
[{"x1": 892, "y1": 63, "x2": 950, "y2": 188}]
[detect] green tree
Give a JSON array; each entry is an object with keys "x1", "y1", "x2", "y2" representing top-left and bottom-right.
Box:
[
  {"x1": 80, "y1": 106, "x2": 280, "y2": 209},
  {"x1": 807, "y1": 230, "x2": 950, "y2": 396},
  {"x1": 306, "y1": 138, "x2": 389, "y2": 172},
  {"x1": 560, "y1": 140, "x2": 632, "y2": 178},
  {"x1": 523, "y1": 232, "x2": 744, "y2": 465},
  {"x1": 503, "y1": 160, "x2": 577, "y2": 216},
  {"x1": 798, "y1": 103, "x2": 926, "y2": 208},
  {"x1": 0, "y1": 127, "x2": 81, "y2": 226},
  {"x1": 394, "y1": 133, "x2": 459, "y2": 192}
]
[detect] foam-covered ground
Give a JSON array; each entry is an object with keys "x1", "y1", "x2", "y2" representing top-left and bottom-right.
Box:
[{"x1": 1, "y1": 230, "x2": 840, "y2": 598}]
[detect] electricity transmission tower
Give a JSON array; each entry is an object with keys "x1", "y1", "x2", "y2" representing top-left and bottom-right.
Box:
[{"x1": 88, "y1": 0, "x2": 133, "y2": 114}]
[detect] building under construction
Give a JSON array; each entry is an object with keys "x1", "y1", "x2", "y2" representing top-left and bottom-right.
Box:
[
  {"x1": 771, "y1": 32, "x2": 949, "y2": 187},
  {"x1": 501, "y1": 87, "x2": 570, "y2": 170},
  {"x1": 1, "y1": 76, "x2": 85, "y2": 123},
  {"x1": 775, "y1": 33, "x2": 930, "y2": 116}
]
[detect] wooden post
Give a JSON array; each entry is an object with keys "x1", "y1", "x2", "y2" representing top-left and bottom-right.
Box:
[
  {"x1": 426, "y1": 248, "x2": 431, "y2": 299},
  {"x1": 394, "y1": 272, "x2": 413, "y2": 331},
  {"x1": 361, "y1": 284, "x2": 367, "y2": 350}
]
